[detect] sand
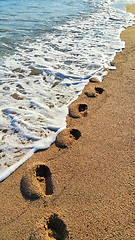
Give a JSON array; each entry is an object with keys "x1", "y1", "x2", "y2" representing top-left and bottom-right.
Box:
[{"x1": 0, "y1": 4, "x2": 135, "y2": 240}]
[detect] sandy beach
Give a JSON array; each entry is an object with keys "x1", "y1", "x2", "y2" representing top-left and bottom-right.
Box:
[{"x1": 0, "y1": 4, "x2": 135, "y2": 240}]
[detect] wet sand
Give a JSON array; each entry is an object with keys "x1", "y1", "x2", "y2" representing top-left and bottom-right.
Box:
[{"x1": 0, "y1": 4, "x2": 135, "y2": 240}]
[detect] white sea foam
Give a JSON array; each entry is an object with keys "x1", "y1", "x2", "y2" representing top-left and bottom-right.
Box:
[{"x1": 0, "y1": 0, "x2": 134, "y2": 181}]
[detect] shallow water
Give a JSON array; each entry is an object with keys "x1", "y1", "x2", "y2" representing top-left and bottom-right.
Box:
[{"x1": 0, "y1": 0, "x2": 134, "y2": 181}]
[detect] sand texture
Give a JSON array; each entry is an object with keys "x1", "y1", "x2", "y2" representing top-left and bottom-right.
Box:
[{"x1": 0, "y1": 4, "x2": 135, "y2": 240}]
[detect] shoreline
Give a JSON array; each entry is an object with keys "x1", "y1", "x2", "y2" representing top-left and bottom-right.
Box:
[
  {"x1": 0, "y1": 3, "x2": 134, "y2": 183},
  {"x1": 0, "y1": 4, "x2": 135, "y2": 240}
]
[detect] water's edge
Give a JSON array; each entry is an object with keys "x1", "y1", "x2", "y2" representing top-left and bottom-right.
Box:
[{"x1": 0, "y1": 1, "x2": 134, "y2": 181}]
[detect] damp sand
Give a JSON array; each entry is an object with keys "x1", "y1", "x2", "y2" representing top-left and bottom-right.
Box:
[{"x1": 0, "y1": 4, "x2": 135, "y2": 240}]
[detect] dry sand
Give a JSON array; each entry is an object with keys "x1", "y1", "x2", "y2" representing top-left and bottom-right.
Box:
[{"x1": 0, "y1": 4, "x2": 135, "y2": 240}]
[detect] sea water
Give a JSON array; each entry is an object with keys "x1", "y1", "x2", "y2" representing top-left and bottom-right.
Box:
[{"x1": 0, "y1": 0, "x2": 134, "y2": 181}]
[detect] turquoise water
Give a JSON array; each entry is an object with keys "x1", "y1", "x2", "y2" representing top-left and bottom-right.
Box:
[
  {"x1": 0, "y1": 0, "x2": 87, "y2": 57},
  {"x1": 0, "y1": 0, "x2": 134, "y2": 181}
]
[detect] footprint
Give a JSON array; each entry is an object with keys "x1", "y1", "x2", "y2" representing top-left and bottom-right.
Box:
[
  {"x1": 69, "y1": 103, "x2": 88, "y2": 118},
  {"x1": 89, "y1": 77, "x2": 99, "y2": 83},
  {"x1": 68, "y1": 82, "x2": 106, "y2": 120},
  {"x1": 95, "y1": 87, "x2": 104, "y2": 95},
  {"x1": 55, "y1": 128, "x2": 81, "y2": 148},
  {"x1": 84, "y1": 85, "x2": 104, "y2": 98},
  {"x1": 20, "y1": 163, "x2": 53, "y2": 200},
  {"x1": 36, "y1": 165, "x2": 53, "y2": 196},
  {"x1": 47, "y1": 214, "x2": 69, "y2": 240},
  {"x1": 78, "y1": 104, "x2": 88, "y2": 112},
  {"x1": 30, "y1": 214, "x2": 69, "y2": 240}
]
